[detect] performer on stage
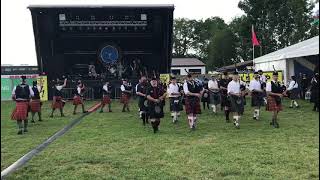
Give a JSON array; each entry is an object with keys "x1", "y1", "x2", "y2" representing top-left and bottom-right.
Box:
[
  {"x1": 136, "y1": 75, "x2": 150, "y2": 125},
  {"x1": 11, "y1": 75, "x2": 34, "y2": 134},
  {"x1": 219, "y1": 72, "x2": 231, "y2": 122},
  {"x1": 146, "y1": 77, "x2": 166, "y2": 133},
  {"x1": 168, "y1": 76, "x2": 183, "y2": 123},
  {"x1": 183, "y1": 74, "x2": 202, "y2": 130},
  {"x1": 201, "y1": 78, "x2": 210, "y2": 110},
  {"x1": 100, "y1": 80, "x2": 112, "y2": 113},
  {"x1": 228, "y1": 71, "x2": 244, "y2": 129},
  {"x1": 286, "y1": 76, "x2": 300, "y2": 108},
  {"x1": 30, "y1": 81, "x2": 43, "y2": 123},
  {"x1": 208, "y1": 75, "x2": 220, "y2": 114},
  {"x1": 266, "y1": 71, "x2": 286, "y2": 128},
  {"x1": 120, "y1": 79, "x2": 132, "y2": 112},
  {"x1": 249, "y1": 72, "x2": 264, "y2": 120},
  {"x1": 50, "y1": 78, "x2": 67, "y2": 117}
]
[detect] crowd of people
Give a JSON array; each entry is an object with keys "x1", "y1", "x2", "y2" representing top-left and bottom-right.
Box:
[{"x1": 10, "y1": 70, "x2": 319, "y2": 135}]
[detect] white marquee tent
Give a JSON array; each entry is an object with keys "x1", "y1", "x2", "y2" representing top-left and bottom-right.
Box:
[{"x1": 254, "y1": 36, "x2": 319, "y2": 84}]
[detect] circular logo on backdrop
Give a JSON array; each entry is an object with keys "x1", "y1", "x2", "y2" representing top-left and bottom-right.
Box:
[{"x1": 99, "y1": 45, "x2": 120, "y2": 64}]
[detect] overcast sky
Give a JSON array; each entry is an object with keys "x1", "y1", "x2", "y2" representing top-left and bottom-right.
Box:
[
  {"x1": 1, "y1": 0, "x2": 318, "y2": 66},
  {"x1": 1, "y1": 0, "x2": 245, "y2": 65}
]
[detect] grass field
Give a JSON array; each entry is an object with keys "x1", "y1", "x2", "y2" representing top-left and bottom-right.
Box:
[{"x1": 1, "y1": 98, "x2": 319, "y2": 179}]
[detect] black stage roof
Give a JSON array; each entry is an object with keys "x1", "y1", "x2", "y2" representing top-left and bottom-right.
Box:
[{"x1": 28, "y1": 5, "x2": 174, "y2": 80}]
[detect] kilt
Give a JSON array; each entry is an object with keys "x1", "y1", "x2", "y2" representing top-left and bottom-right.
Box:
[
  {"x1": 266, "y1": 96, "x2": 283, "y2": 112},
  {"x1": 229, "y1": 95, "x2": 244, "y2": 114},
  {"x1": 101, "y1": 95, "x2": 111, "y2": 105},
  {"x1": 30, "y1": 99, "x2": 41, "y2": 112},
  {"x1": 185, "y1": 97, "x2": 201, "y2": 114},
  {"x1": 288, "y1": 88, "x2": 299, "y2": 100},
  {"x1": 169, "y1": 97, "x2": 183, "y2": 112},
  {"x1": 201, "y1": 92, "x2": 210, "y2": 102},
  {"x1": 120, "y1": 93, "x2": 130, "y2": 104},
  {"x1": 148, "y1": 102, "x2": 164, "y2": 119},
  {"x1": 52, "y1": 96, "x2": 64, "y2": 109},
  {"x1": 11, "y1": 101, "x2": 29, "y2": 121},
  {"x1": 73, "y1": 95, "x2": 83, "y2": 105},
  {"x1": 209, "y1": 91, "x2": 221, "y2": 105},
  {"x1": 138, "y1": 97, "x2": 148, "y2": 112},
  {"x1": 220, "y1": 93, "x2": 230, "y2": 107},
  {"x1": 251, "y1": 92, "x2": 264, "y2": 107}
]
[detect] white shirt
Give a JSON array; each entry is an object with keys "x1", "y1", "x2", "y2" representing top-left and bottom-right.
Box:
[
  {"x1": 120, "y1": 85, "x2": 126, "y2": 91},
  {"x1": 77, "y1": 87, "x2": 82, "y2": 94},
  {"x1": 287, "y1": 80, "x2": 298, "y2": 91},
  {"x1": 135, "y1": 84, "x2": 138, "y2": 92},
  {"x1": 167, "y1": 83, "x2": 180, "y2": 97},
  {"x1": 12, "y1": 84, "x2": 35, "y2": 99},
  {"x1": 208, "y1": 80, "x2": 219, "y2": 90},
  {"x1": 249, "y1": 79, "x2": 262, "y2": 91},
  {"x1": 227, "y1": 80, "x2": 241, "y2": 94},
  {"x1": 183, "y1": 82, "x2": 190, "y2": 94},
  {"x1": 103, "y1": 84, "x2": 109, "y2": 92},
  {"x1": 266, "y1": 81, "x2": 277, "y2": 92},
  {"x1": 56, "y1": 85, "x2": 63, "y2": 91},
  {"x1": 260, "y1": 75, "x2": 267, "y2": 83}
]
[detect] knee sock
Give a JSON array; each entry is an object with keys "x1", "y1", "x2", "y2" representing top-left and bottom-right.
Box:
[
  {"x1": 225, "y1": 110, "x2": 230, "y2": 120},
  {"x1": 294, "y1": 101, "x2": 298, "y2": 107},
  {"x1": 17, "y1": 121, "x2": 23, "y2": 131},
  {"x1": 188, "y1": 115, "x2": 193, "y2": 128},
  {"x1": 212, "y1": 105, "x2": 216, "y2": 113},
  {"x1": 24, "y1": 119, "x2": 28, "y2": 130},
  {"x1": 290, "y1": 100, "x2": 294, "y2": 107}
]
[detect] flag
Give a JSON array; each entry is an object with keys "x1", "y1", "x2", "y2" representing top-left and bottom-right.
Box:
[{"x1": 251, "y1": 25, "x2": 260, "y2": 46}]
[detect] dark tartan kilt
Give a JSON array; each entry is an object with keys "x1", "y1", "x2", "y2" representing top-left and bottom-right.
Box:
[
  {"x1": 73, "y1": 95, "x2": 83, "y2": 105},
  {"x1": 169, "y1": 97, "x2": 183, "y2": 112},
  {"x1": 11, "y1": 101, "x2": 29, "y2": 121},
  {"x1": 148, "y1": 102, "x2": 164, "y2": 119},
  {"x1": 201, "y1": 92, "x2": 210, "y2": 102},
  {"x1": 288, "y1": 88, "x2": 299, "y2": 100},
  {"x1": 251, "y1": 92, "x2": 264, "y2": 107},
  {"x1": 220, "y1": 93, "x2": 230, "y2": 107},
  {"x1": 229, "y1": 95, "x2": 244, "y2": 114},
  {"x1": 52, "y1": 96, "x2": 64, "y2": 109},
  {"x1": 138, "y1": 97, "x2": 148, "y2": 112},
  {"x1": 30, "y1": 99, "x2": 41, "y2": 112},
  {"x1": 185, "y1": 97, "x2": 201, "y2": 114},
  {"x1": 266, "y1": 96, "x2": 283, "y2": 112},
  {"x1": 209, "y1": 92, "x2": 221, "y2": 105},
  {"x1": 101, "y1": 95, "x2": 111, "y2": 105},
  {"x1": 120, "y1": 93, "x2": 130, "y2": 104}
]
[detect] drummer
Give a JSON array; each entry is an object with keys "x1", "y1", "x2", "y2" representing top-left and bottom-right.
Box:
[{"x1": 167, "y1": 76, "x2": 183, "y2": 123}]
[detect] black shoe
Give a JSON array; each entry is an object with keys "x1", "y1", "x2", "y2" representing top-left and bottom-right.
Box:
[
  {"x1": 122, "y1": 109, "x2": 126, "y2": 112},
  {"x1": 127, "y1": 108, "x2": 130, "y2": 112},
  {"x1": 17, "y1": 130, "x2": 23, "y2": 135},
  {"x1": 24, "y1": 129, "x2": 28, "y2": 132},
  {"x1": 289, "y1": 106, "x2": 293, "y2": 108},
  {"x1": 296, "y1": 105, "x2": 300, "y2": 108},
  {"x1": 274, "y1": 122, "x2": 279, "y2": 128},
  {"x1": 253, "y1": 117, "x2": 256, "y2": 120},
  {"x1": 61, "y1": 114, "x2": 65, "y2": 117},
  {"x1": 38, "y1": 119, "x2": 43, "y2": 122},
  {"x1": 83, "y1": 111, "x2": 88, "y2": 113},
  {"x1": 235, "y1": 124, "x2": 240, "y2": 129},
  {"x1": 270, "y1": 121, "x2": 273, "y2": 125},
  {"x1": 99, "y1": 110, "x2": 103, "y2": 113},
  {"x1": 153, "y1": 128, "x2": 157, "y2": 133},
  {"x1": 50, "y1": 115, "x2": 53, "y2": 118},
  {"x1": 312, "y1": 108, "x2": 316, "y2": 111},
  {"x1": 31, "y1": 120, "x2": 35, "y2": 123},
  {"x1": 109, "y1": 110, "x2": 112, "y2": 112}
]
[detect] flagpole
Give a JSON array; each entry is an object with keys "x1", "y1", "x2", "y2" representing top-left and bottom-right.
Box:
[{"x1": 252, "y1": 25, "x2": 255, "y2": 70}]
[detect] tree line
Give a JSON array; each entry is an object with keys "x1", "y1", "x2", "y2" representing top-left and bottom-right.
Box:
[{"x1": 173, "y1": 0, "x2": 319, "y2": 71}]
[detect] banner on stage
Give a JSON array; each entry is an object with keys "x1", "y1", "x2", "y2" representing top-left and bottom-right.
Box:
[
  {"x1": 239, "y1": 71, "x2": 283, "y2": 83},
  {"x1": 160, "y1": 74, "x2": 170, "y2": 85}
]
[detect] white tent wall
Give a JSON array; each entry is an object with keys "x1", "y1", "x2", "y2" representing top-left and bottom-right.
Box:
[{"x1": 255, "y1": 59, "x2": 288, "y2": 83}]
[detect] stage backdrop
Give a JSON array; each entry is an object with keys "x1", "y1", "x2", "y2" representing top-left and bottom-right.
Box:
[{"x1": 1, "y1": 75, "x2": 48, "y2": 101}]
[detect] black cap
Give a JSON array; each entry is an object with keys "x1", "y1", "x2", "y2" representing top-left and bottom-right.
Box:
[
  {"x1": 32, "y1": 81, "x2": 37, "y2": 85},
  {"x1": 151, "y1": 77, "x2": 157, "y2": 81},
  {"x1": 233, "y1": 71, "x2": 239, "y2": 75},
  {"x1": 273, "y1": 71, "x2": 279, "y2": 76},
  {"x1": 187, "y1": 74, "x2": 192, "y2": 78},
  {"x1": 258, "y1": 70, "x2": 263, "y2": 73},
  {"x1": 21, "y1": 75, "x2": 26, "y2": 80},
  {"x1": 223, "y1": 71, "x2": 228, "y2": 76},
  {"x1": 171, "y1": 76, "x2": 176, "y2": 80},
  {"x1": 254, "y1": 71, "x2": 259, "y2": 75}
]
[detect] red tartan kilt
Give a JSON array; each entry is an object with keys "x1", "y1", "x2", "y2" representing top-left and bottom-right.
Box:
[
  {"x1": 185, "y1": 97, "x2": 201, "y2": 114},
  {"x1": 73, "y1": 96, "x2": 83, "y2": 105},
  {"x1": 11, "y1": 102, "x2": 29, "y2": 121},
  {"x1": 266, "y1": 96, "x2": 283, "y2": 112},
  {"x1": 52, "y1": 96, "x2": 64, "y2": 109},
  {"x1": 102, "y1": 95, "x2": 111, "y2": 105},
  {"x1": 120, "y1": 94, "x2": 130, "y2": 104},
  {"x1": 29, "y1": 99, "x2": 41, "y2": 112}
]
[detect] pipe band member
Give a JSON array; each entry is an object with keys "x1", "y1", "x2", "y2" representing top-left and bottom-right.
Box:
[
  {"x1": 310, "y1": 73, "x2": 319, "y2": 112},
  {"x1": 120, "y1": 78, "x2": 132, "y2": 112},
  {"x1": 219, "y1": 72, "x2": 231, "y2": 122},
  {"x1": 146, "y1": 77, "x2": 166, "y2": 133},
  {"x1": 136, "y1": 75, "x2": 150, "y2": 125},
  {"x1": 227, "y1": 71, "x2": 244, "y2": 129},
  {"x1": 201, "y1": 78, "x2": 210, "y2": 110},
  {"x1": 286, "y1": 76, "x2": 300, "y2": 108},
  {"x1": 168, "y1": 76, "x2": 183, "y2": 123},
  {"x1": 249, "y1": 71, "x2": 264, "y2": 120},
  {"x1": 208, "y1": 74, "x2": 220, "y2": 114},
  {"x1": 11, "y1": 75, "x2": 34, "y2": 134},
  {"x1": 73, "y1": 80, "x2": 87, "y2": 114},
  {"x1": 258, "y1": 70, "x2": 267, "y2": 103},
  {"x1": 266, "y1": 71, "x2": 285, "y2": 128},
  {"x1": 50, "y1": 78, "x2": 67, "y2": 117},
  {"x1": 100, "y1": 80, "x2": 112, "y2": 113},
  {"x1": 183, "y1": 74, "x2": 202, "y2": 131},
  {"x1": 30, "y1": 80, "x2": 43, "y2": 123}
]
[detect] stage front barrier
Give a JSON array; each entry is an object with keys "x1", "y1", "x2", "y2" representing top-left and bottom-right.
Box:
[
  {"x1": 61, "y1": 88, "x2": 95, "y2": 100},
  {"x1": 1, "y1": 75, "x2": 48, "y2": 101}
]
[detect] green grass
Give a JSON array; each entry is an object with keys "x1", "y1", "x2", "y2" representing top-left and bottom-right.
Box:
[{"x1": 1, "y1": 98, "x2": 319, "y2": 179}]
